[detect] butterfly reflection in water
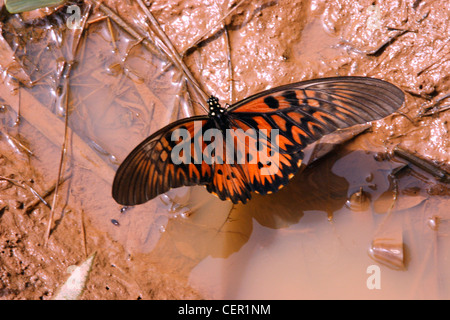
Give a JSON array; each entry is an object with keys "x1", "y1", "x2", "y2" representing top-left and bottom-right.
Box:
[{"x1": 112, "y1": 76, "x2": 404, "y2": 205}]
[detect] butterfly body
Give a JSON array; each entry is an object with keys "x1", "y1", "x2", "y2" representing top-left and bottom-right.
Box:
[
  {"x1": 112, "y1": 76, "x2": 404, "y2": 206},
  {"x1": 206, "y1": 96, "x2": 230, "y2": 131}
]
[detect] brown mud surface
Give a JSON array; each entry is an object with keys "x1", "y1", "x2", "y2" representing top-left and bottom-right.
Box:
[{"x1": 0, "y1": 0, "x2": 449, "y2": 299}]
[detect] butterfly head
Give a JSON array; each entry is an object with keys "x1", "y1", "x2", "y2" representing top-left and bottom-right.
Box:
[{"x1": 207, "y1": 96, "x2": 226, "y2": 118}]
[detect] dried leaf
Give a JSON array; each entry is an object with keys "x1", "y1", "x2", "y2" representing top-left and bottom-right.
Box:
[{"x1": 53, "y1": 252, "x2": 96, "y2": 300}]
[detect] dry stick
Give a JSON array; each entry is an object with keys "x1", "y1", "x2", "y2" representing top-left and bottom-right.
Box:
[
  {"x1": 15, "y1": 85, "x2": 21, "y2": 125},
  {"x1": 24, "y1": 173, "x2": 71, "y2": 214},
  {"x1": 393, "y1": 146, "x2": 450, "y2": 183},
  {"x1": 87, "y1": 15, "x2": 108, "y2": 24},
  {"x1": 88, "y1": 0, "x2": 163, "y2": 59},
  {"x1": 224, "y1": 25, "x2": 234, "y2": 104},
  {"x1": 0, "y1": 130, "x2": 33, "y2": 156},
  {"x1": 421, "y1": 105, "x2": 450, "y2": 117},
  {"x1": 420, "y1": 93, "x2": 450, "y2": 117},
  {"x1": 339, "y1": 29, "x2": 409, "y2": 56},
  {"x1": 44, "y1": 4, "x2": 93, "y2": 242},
  {"x1": 106, "y1": 17, "x2": 118, "y2": 52},
  {"x1": 122, "y1": 37, "x2": 144, "y2": 64},
  {"x1": 0, "y1": 176, "x2": 50, "y2": 208},
  {"x1": 136, "y1": 0, "x2": 210, "y2": 110},
  {"x1": 45, "y1": 71, "x2": 71, "y2": 243},
  {"x1": 80, "y1": 209, "x2": 88, "y2": 258}
]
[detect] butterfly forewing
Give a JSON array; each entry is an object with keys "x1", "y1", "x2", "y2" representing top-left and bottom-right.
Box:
[{"x1": 224, "y1": 76, "x2": 404, "y2": 198}]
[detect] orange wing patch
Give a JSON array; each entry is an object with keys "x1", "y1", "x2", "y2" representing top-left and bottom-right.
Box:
[{"x1": 232, "y1": 95, "x2": 292, "y2": 113}]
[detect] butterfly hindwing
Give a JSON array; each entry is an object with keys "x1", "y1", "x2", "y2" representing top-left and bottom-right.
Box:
[
  {"x1": 221, "y1": 119, "x2": 302, "y2": 197},
  {"x1": 207, "y1": 162, "x2": 252, "y2": 204}
]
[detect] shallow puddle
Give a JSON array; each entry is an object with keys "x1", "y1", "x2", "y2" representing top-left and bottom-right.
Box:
[{"x1": 187, "y1": 140, "x2": 450, "y2": 299}]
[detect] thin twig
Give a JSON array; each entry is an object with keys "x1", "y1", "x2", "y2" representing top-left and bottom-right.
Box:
[
  {"x1": 393, "y1": 146, "x2": 450, "y2": 183},
  {"x1": 0, "y1": 175, "x2": 50, "y2": 209},
  {"x1": 121, "y1": 37, "x2": 144, "y2": 64},
  {"x1": 24, "y1": 173, "x2": 71, "y2": 214},
  {"x1": 136, "y1": 0, "x2": 210, "y2": 109},
  {"x1": 15, "y1": 86, "x2": 21, "y2": 126},
  {"x1": 44, "y1": 3, "x2": 91, "y2": 242},
  {"x1": 80, "y1": 209, "x2": 88, "y2": 258},
  {"x1": 45, "y1": 65, "x2": 72, "y2": 243},
  {"x1": 0, "y1": 130, "x2": 33, "y2": 156},
  {"x1": 106, "y1": 17, "x2": 118, "y2": 52},
  {"x1": 88, "y1": 0, "x2": 163, "y2": 58},
  {"x1": 87, "y1": 15, "x2": 108, "y2": 24},
  {"x1": 43, "y1": 6, "x2": 83, "y2": 242},
  {"x1": 224, "y1": 25, "x2": 234, "y2": 104},
  {"x1": 339, "y1": 29, "x2": 409, "y2": 56},
  {"x1": 420, "y1": 105, "x2": 450, "y2": 117},
  {"x1": 419, "y1": 93, "x2": 450, "y2": 117}
]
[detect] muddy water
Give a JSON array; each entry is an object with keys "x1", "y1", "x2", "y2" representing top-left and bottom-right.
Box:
[
  {"x1": 0, "y1": 0, "x2": 449, "y2": 299},
  {"x1": 189, "y1": 139, "x2": 450, "y2": 299}
]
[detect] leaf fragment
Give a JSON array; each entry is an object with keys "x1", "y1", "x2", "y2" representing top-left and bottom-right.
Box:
[{"x1": 53, "y1": 252, "x2": 96, "y2": 300}]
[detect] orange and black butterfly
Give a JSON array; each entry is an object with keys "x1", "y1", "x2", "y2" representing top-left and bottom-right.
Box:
[{"x1": 112, "y1": 76, "x2": 404, "y2": 205}]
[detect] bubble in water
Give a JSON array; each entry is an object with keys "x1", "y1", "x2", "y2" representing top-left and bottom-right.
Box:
[
  {"x1": 159, "y1": 194, "x2": 171, "y2": 205},
  {"x1": 427, "y1": 216, "x2": 440, "y2": 231},
  {"x1": 179, "y1": 209, "x2": 191, "y2": 219},
  {"x1": 346, "y1": 187, "x2": 371, "y2": 212}
]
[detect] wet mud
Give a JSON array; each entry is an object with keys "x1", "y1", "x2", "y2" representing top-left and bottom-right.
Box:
[{"x1": 0, "y1": 0, "x2": 449, "y2": 299}]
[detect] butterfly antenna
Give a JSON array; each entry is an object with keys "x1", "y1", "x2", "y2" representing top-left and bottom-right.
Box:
[{"x1": 188, "y1": 98, "x2": 209, "y2": 112}]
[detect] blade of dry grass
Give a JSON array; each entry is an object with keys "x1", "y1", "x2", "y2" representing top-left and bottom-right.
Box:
[
  {"x1": 45, "y1": 69, "x2": 71, "y2": 242},
  {"x1": 0, "y1": 175, "x2": 51, "y2": 208},
  {"x1": 87, "y1": 0, "x2": 163, "y2": 59},
  {"x1": 136, "y1": 0, "x2": 210, "y2": 110},
  {"x1": 24, "y1": 173, "x2": 71, "y2": 213}
]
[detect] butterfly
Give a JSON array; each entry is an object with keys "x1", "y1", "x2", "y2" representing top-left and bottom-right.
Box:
[{"x1": 112, "y1": 76, "x2": 404, "y2": 205}]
